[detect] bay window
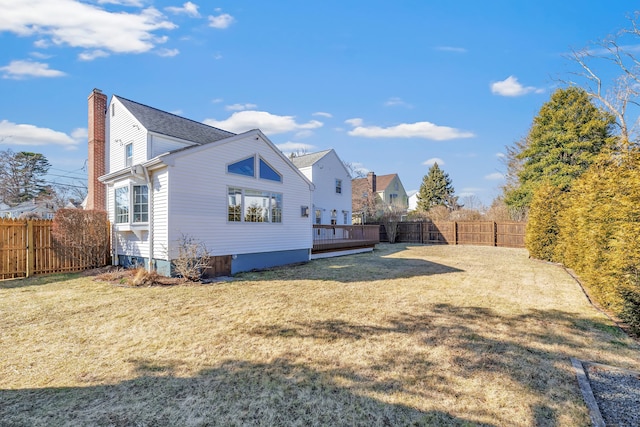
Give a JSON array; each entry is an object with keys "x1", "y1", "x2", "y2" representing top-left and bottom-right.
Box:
[{"x1": 114, "y1": 184, "x2": 148, "y2": 225}]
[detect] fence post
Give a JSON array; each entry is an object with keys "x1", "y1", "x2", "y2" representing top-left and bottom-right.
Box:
[
  {"x1": 493, "y1": 222, "x2": 498, "y2": 247},
  {"x1": 454, "y1": 221, "x2": 458, "y2": 245},
  {"x1": 26, "y1": 220, "x2": 35, "y2": 278}
]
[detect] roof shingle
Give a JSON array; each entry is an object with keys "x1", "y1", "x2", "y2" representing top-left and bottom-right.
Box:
[{"x1": 115, "y1": 95, "x2": 235, "y2": 146}]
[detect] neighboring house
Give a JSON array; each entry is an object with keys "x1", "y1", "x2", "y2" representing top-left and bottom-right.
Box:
[
  {"x1": 407, "y1": 190, "x2": 419, "y2": 211},
  {"x1": 352, "y1": 172, "x2": 409, "y2": 222},
  {"x1": 87, "y1": 89, "x2": 314, "y2": 276},
  {"x1": 376, "y1": 173, "x2": 409, "y2": 210},
  {"x1": 0, "y1": 199, "x2": 56, "y2": 219},
  {"x1": 290, "y1": 149, "x2": 352, "y2": 225}
]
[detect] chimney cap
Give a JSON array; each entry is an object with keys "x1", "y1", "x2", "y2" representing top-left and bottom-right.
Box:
[{"x1": 92, "y1": 88, "x2": 102, "y2": 94}]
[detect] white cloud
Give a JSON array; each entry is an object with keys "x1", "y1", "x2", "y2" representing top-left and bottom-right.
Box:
[
  {"x1": 33, "y1": 39, "x2": 50, "y2": 48},
  {"x1": 294, "y1": 130, "x2": 314, "y2": 139},
  {"x1": 0, "y1": 1, "x2": 176, "y2": 56},
  {"x1": 313, "y1": 111, "x2": 332, "y2": 118},
  {"x1": 157, "y1": 48, "x2": 179, "y2": 57},
  {"x1": 208, "y1": 13, "x2": 234, "y2": 29},
  {"x1": 423, "y1": 157, "x2": 445, "y2": 166},
  {"x1": 346, "y1": 120, "x2": 474, "y2": 141},
  {"x1": 484, "y1": 172, "x2": 505, "y2": 180},
  {"x1": 204, "y1": 111, "x2": 323, "y2": 135},
  {"x1": 0, "y1": 60, "x2": 65, "y2": 79},
  {"x1": 435, "y1": 46, "x2": 467, "y2": 53},
  {"x1": 211, "y1": 98, "x2": 224, "y2": 104},
  {"x1": 276, "y1": 141, "x2": 317, "y2": 153},
  {"x1": 345, "y1": 118, "x2": 363, "y2": 127},
  {"x1": 384, "y1": 97, "x2": 412, "y2": 108},
  {"x1": 165, "y1": 2, "x2": 200, "y2": 17},
  {"x1": 458, "y1": 187, "x2": 485, "y2": 197},
  {"x1": 78, "y1": 50, "x2": 109, "y2": 61},
  {"x1": 349, "y1": 162, "x2": 370, "y2": 177},
  {"x1": 97, "y1": 0, "x2": 144, "y2": 6},
  {"x1": 70, "y1": 127, "x2": 87, "y2": 139},
  {"x1": 496, "y1": 152, "x2": 506, "y2": 158},
  {"x1": 491, "y1": 76, "x2": 543, "y2": 97},
  {"x1": 225, "y1": 103, "x2": 257, "y2": 111},
  {"x1": 29, "y1": 51, "x2": 52, "y2": 59},
  {"x1": 0, "y1": 120, "x2": 79, "y2": 148}
]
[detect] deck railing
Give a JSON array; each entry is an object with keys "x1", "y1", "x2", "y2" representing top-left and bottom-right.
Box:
[{"x1": 312, "y1": 224, "x2": 380, "y2": 253}]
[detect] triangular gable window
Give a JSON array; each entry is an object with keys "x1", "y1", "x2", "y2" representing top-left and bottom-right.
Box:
[
  {"x1": 259, "y1": 158, "x2": 282, "y2": 182},
  {"x1": 227, "y1": 156, "x2": 255, "y2": 177}
]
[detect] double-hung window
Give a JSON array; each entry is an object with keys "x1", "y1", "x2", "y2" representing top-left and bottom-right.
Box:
[
  {"x1": 115, "y1": 184, "x2": 148, "y2": 225},
  {"x1": 133, "y1": 185, "x2": 148, "y2": 222},
  {"x1": 125, "y1": 143, "x2": 133, "y2": 167},
  {"x1": 335, "y1": 179, "x2": 342, "y2": 194},
  {"x1": 115, "y1": 187, "x2": 129, "y2": 224}
]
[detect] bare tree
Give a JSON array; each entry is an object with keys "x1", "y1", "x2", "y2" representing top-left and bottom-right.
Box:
[
  {"x1": 566, "y1": 13, "x2": 640, "y2": 150},
  {"x1": 342, "y1": 161, "x2": 366, "y2": 178}
]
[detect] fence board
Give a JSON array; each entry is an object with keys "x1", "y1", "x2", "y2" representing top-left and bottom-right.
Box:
[
  {"x1": 496, "y1": 222, "x2": 526, "y2": 248},
  {"x1": 0, "y1": 219, "x2": 28, "y2": 279},
  {"x1": 457, "y1": 221, "x2": 495, "y2": 246},
  {"x1": 0, "y1": 218, "x2": 111, "y2": 279},
  {"x1": 373, "y1": 220, "x2": 526, "y2": 248}
]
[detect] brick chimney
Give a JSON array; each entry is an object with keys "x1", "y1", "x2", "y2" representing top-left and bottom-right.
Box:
[
  {"x1": 87, "y1": 88, "x2": 107, "y2": 211},
  {"x1": 367, "y1": 171, "x2": 377, "y2": 193}
]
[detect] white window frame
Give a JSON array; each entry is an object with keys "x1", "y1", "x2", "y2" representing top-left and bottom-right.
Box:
[
  {"x1": 125, "y1": 143, "x2": 133, "y2": 167},
  {"x1": 227, "y1": 186, "x2": 283, "y2": 224},
  {"x1": 132, "y1": 185, "x2": 148, "y2": 223},
  {"x1": 115, "y1": 186, "x2": 129, "y2": 224},
  {"x1": 114, "y1": 182, "x2": 149, "y2": 227}
]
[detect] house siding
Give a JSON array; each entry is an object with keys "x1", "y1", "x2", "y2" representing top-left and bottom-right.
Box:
[
  {"x1": 106, "y1": 98, "x2": 147, "y2": 173},
  {"x1": 149, "y1": 134, "x2": 195, "y2": 158},
  {"x1": 309, "y1": 151, "x2": 352, "y2": 225},
  {"x1": 165, "y1": 133, "x2": 312, "y2": 261},
  {"x1": 152, "y1": 168, "x2": 169, "y2": 262}
]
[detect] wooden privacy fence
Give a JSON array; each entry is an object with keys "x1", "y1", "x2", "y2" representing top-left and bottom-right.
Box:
[
  {"x1": 379, "y1": 221, "x2": 526, "y2": 248},
  {"x1": 0, "y1": 218, "x2": 111, "y2": 280}
]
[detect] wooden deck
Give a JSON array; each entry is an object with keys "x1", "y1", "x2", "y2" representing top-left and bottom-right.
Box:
[{"x1": 312, "y1": 225, "x2": 380, "y2": 254}]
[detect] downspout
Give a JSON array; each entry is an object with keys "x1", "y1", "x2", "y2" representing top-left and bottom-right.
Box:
[{"x1": 142, "y1": 165, "x2": 154, "y2": 272}]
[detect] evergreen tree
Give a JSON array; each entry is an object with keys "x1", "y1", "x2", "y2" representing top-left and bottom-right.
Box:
[
  {"x1": 504, "y1": 87, "x2": 615, "y2": 209},
  {"x1": 417, "y1": 163, "x2": 459, "y2": 211},
  {"x1": 0, "y1": 149, "x2": 52, "y2": 205}
]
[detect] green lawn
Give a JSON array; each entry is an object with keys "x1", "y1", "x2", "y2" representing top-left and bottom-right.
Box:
[{"x1": 1, "y1": 244, "x2": 639, "y2": 426}]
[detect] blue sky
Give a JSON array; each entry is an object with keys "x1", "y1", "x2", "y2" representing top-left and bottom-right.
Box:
[{"x1": 0, "y1": 1, "x2": 636, "y2": 206}]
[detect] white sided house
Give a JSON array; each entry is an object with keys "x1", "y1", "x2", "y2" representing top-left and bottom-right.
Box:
[
  {"x1": 290, "y1": 149, "x2": 352, "y2": 225},
  {"x1": 87, "y1": 89, "x2": 314, "y2": 276}
]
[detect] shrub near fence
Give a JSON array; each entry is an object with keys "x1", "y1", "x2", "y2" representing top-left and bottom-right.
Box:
[
  {"x1": 378, "y1": 221, "x2": 526, "y2": 248},
  {"x1": 0, "y1": 218, "x2": 110, "y2": 280}
]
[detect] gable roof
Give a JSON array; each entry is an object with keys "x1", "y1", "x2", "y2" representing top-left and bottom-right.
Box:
[
  {"x1": 375, "y1": 174, "x2": 399, "y2": 192},
  {"x1": 115, "y1": 95, "x2": 235, "y2": 146},
  {"x1": 289, "y1": 149, "x2": 332, "y2": 169}
]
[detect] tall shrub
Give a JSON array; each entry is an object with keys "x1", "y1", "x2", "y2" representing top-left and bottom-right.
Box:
[
  {"x1": 51, "y1": 209, "x2": 110, "y2": 268},
  {"x1": 557, "y1": 153, "x2": 640, "y2": 332},
  {"x1": 525, "y1": 182, "x2": 564, "y2": 261}
]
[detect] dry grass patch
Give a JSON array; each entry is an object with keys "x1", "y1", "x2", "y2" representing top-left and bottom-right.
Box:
[{"x1": 1, "y1": 244, "x2": 639, "y2": 426}]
